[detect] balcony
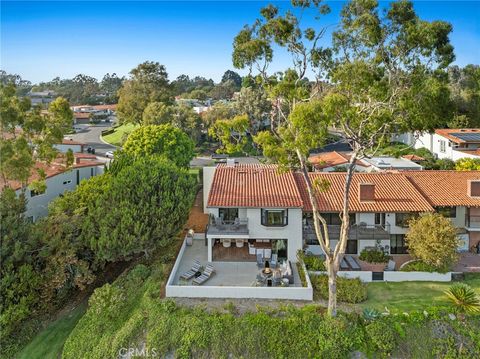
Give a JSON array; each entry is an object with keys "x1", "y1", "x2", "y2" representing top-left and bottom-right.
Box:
[
  {"x1": 303, "y1": 223, "x2": 391, "y2": 242},
  {"x1": 206, "y1": 216, "x2": 249, "y2": 236}
]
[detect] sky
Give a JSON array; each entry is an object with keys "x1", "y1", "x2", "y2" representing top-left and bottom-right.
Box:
[{"x1": 1, "y1": 1, "x2": 479, "y2": 84}]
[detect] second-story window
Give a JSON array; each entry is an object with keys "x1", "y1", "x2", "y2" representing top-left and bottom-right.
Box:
[
  {"x1": 395, "y1": 213, "x2": 417, "y2": 228},
  {"x1": 219, "y1": 208, "x2": 238, "y2": 221},
  {"x1": 261, "y1": 209, "x2": 288, "y2": 226},
  {"x1": 439, "y1": 140, "x2": 446, "y2": 153},
  {"x1": 436, "y1": 206, "x2": 456, "y2": 218}
]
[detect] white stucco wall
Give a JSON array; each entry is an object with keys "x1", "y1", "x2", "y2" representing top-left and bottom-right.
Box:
[
  {"x1": 18, "y1": 165, "x2": 102, "y2": 221},
  {"x1": 202, "y1": 166, "x2": 216, "y2": 213},
  {"x1": 53, "y1": 143, "x2": 83, "y2": 153}
]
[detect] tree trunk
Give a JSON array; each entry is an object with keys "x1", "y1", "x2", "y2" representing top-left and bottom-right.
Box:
[{"x1": 326, "y1": 257, "x2": 338, "y2": 316}]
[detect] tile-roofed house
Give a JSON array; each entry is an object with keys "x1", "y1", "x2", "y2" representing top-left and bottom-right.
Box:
[
  {"x1": 295, "y1": 172, "x2": 434, "y2": 212},
  {"x1": 405, "y1": 171, "x2": 480, "y2": 207},
  {"x1": 435, "y1": 129, "x2": 480, "y2": 144},
  {"x1": 207, "y1": 164, "x2": 303, "y2": 208},
  {"x1": 308, "y1": 151, "x2": 369, "y2": 171}
]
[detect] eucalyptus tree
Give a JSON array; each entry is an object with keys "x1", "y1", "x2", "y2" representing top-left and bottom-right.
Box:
[{"x1": 233, "y1": 0, "x2": 454, "y2": 315}]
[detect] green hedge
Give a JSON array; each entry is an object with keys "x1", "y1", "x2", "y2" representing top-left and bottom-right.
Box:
[
  {"x1": 311, "y1": 275, "x2": 368, "y2": 303},
  {"x1": 359, "y1": 248, "x2": 390, "y2": 264},
  {"x1": 400, "y1": 260, "x2": 447, "y2": 273}
]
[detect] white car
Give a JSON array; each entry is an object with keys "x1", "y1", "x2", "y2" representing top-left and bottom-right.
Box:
[{"x1": 105, "y1": 150, "x2": 115, "y2": 158}]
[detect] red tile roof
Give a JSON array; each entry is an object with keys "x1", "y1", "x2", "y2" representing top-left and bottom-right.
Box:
[
  {"x1": 405, "y1": 171, "x2": 480, "y2": 207},
  {"x1": 402, "y1": 154, "x2": 425, "y2": 161},
  {"x1": 435, "y1": 129, "x2": 480, "y2": 144},
  {"x1": 207, "y1": 164, "x2": 303, "y2": 208},
  {"x1": 308, "y1": 151, "x2": 369, "y2": 169},
  {"x1": 295, "y1": 172, "x2": 434, "y2": 213},
  {"x1": 62, "y1": 138, "x2": 86, "y2": 146}
]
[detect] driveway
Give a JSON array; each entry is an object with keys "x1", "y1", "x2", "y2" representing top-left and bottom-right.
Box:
[{"x1": 67, "y1": 122, "x2": 116, "y2": 156}]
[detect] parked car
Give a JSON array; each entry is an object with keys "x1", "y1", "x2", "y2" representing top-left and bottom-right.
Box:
[
  {"x1": 105, "y1": 150, "x2": 115, "y2": 158},
  {"x1": 87, "y1": 147, "x2": 96, "y2": 154}
]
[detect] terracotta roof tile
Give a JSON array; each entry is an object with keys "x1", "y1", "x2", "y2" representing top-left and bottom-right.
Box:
[
  {"x1": 435, "y1": 129, "x2": 480, "y2": 143},
  {"x1": 405, "y1": 171, "x2": 480, "y2": 207},
  {"x1": 308, "y1": 151, "x2": 369, "y2": 169},
  {"x1": 295, "y1": 172, "x2": 433, "y2": 212},
  {"x1": 402, "y1": 154, "x2": 425, "y2": 161},
  {"x1": 207, "y1": 164, "x2": 303, "y2": 208}
]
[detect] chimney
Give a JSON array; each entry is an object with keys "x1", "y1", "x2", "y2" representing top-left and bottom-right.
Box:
[
  {"x1": 468, "y1": 180, "x2": 480, "y2": 197},
  {"x1": 359, "y1": 183, "x2": 375, "y2": 202}
]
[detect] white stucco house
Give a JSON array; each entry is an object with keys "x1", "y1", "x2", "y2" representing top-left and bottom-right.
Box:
[
  {"x1": 2, "y1": 154, "x2": 104, "y2": 221},
  {"x1": 394, "y1": 129, "x2": 480, "y2": 161}
]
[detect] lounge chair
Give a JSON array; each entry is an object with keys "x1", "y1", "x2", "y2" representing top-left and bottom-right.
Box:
[
  {"x1": 340, "y1": 258, "x2": 349, "y2": 270},
  {"x1": 193, "y1": 264, "x2": 215, "y2": 285},
  {"x1": 256, "y1": 252, "x2": 264, "y2": 268},
  {"x1": 385, "y1": 259, "x2": 396, "y2": 271},
  {"x1": 179, "y1": 259, "x2": 201, "y2": 280},
  {"x1": 345, "y1": 255, "x2": 361, "y2": 270},
  {"x1": 270, "y1": 253, "x2": 278, "y2": 268}
]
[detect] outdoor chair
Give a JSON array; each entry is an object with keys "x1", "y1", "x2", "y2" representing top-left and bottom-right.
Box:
[
  {"x1": 193, "y1": 264, "x2": 215, "y2": 285},
  {"x1": 345, "y1": 255, "x2": 361, "y2": 270},
  {"x1": 340, "y1": 258, "x2": 349, "y2": 270},
  {"x1": 385, "y1": 259, "x2": 396, "y2": 271},
  {"x1": 179, "y1": 259, "x2": 202, "y2": 280},
  {"x1": 270, "y1": 253, "x2": 278, "y2": 268},
  {"x1": 272, "y1": 270, "x2": 282, "y2": 286},
  {"x1": 256, "y1": 252, "x2": 264, "y2": 268}
]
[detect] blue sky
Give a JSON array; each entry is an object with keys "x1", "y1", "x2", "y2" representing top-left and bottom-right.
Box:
[{"x1": 1, "y1": 1, "x2": 479, "y2": 83}]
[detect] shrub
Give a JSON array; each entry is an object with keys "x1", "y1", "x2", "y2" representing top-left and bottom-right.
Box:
[
  {"x1": 311, "y1": 275, "x2": 367, "y2": 303},
  {"x1": 359, "y1": 248, "x2": 390, "y2": 264},
  {"x1": 400, "y1": 260, "x2": 441, "y2": 273},
  {"x1": 300, "y1": 253, "x2": 326, "y2": 271},
  {"x1": 444, "y1": 283, "x2": 480, "y2": 314},
  {"x1": 365, "y1": 320, "x2": 397, "y2": 355}
]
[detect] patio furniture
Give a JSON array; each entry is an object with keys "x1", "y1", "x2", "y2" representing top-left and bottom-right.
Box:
[
  {"x1": 235, "y1": 239, "x2": 245, "y2": 248},
  {"x1": 179, "y1": 259, "x2": 202, "y2": 280},
  {"x1": 248, "y1": 244, "x2": 256, "y2": 255},
  {"x1": 340, "y1": 258, "x2": 349, "y2": 270},
  {"x1": 280, "y1": 261, "x2": 294, "y2": 284},
  {"x1": 222, "y1": 239, "x2": 232, "y2": 248},
  {"x1": 256, "y1": 252, "x2": 264, "y2": 268},
  {"x1": 270, "y1": 253, "x2": 278, "y2": 268},
  {"x1": 193, "y1": 264, "x2": 215, "y2": 285},
  {"x1": 185, "y1": 229, "x2": 194, "y2": 246},
  {"x1": 272, "y1": 270, "x2": 282, "y2": 286},
  {"x1": 385, "y1": 259, "x2": 396, "y2": 271},
  {"x1": 264, "y1": 248, "x2": 272, "y2": 259},
  {"x1": 345, "y1": 255, "x2": 361, "y2": 270},
  {"x1": 215, "y1": 217, "x2": 224, "y2": 229}
]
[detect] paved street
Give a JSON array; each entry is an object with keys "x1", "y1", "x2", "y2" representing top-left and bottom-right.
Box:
[{"x1": 66, "y1": 122, "x2": 116, "y2": 156}]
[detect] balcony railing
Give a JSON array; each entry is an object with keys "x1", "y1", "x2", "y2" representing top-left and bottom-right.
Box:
[
  {"x1": 465, "y1": 215, "x2": 480, "y2": 228},
  {"x1": 206, "y1": 216, "x2": 249, "y2": 236},
  {"x1": 303, "y1": 223, "x2": 391, "y2": 243}
]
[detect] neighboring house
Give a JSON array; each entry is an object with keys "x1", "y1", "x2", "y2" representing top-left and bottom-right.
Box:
[
  {"x1": 203, "y1": 164, "x2": 480, "y2": 259},
  {"x1": 1, "y1": 154, "x2": 104, "y2": 221},
  {"x1": 395, "y1": 129, "x2": 480, "y2": 161},
  {"x1": 72, "y1": 104, "x2": 117, "y2": 124},
  {"x1": 308, "y1": 151, "x2": 423, "y2": 172},
  {"x1": 27, "y1": 90, "x2": 56, "y2": 106}
]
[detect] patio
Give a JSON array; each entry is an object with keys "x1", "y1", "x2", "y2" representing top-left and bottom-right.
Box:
[{"x1": 170, "y1": 238, "x2": 303, "y2": 287}]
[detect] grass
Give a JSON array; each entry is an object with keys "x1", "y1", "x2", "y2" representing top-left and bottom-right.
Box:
[
  {"x1": 357, "y1": 273, "x2": 480, "y2": 312},
  {"x1": 18, "y1": 302, "x2": 87, "y2": 359},
  {"x1": 101, "y1": 123, "x2": 138, "y2": 146}
]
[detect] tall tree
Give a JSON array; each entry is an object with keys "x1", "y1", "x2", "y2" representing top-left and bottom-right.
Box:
[
  {"x1": 235, "y1": 86, "x2": 272, "y2": 133},
  {"x1": 100, "y1": 73, "x2": 124, "y2": 104},
  {"x1": 233, "y1": 0, "x2": 453, "y2": 315},
  {"x1": 117, "y1": 61, "x2": 173, "y2": 125},
  {"x1": 221, "y1": 70, "x2": 242, "y2": 89}
]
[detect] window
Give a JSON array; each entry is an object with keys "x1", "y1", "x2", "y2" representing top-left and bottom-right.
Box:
[
  {"x1": 76, "y1": 170, "x2": 80, "y2": 185},
  {"x1": 439, "y1": 140, "x2": 446, "y2": 153},
  {"x1": 63, "y1": 180, "x2": 72, "y2": 185},
  {"x1": 436, "y1": 206, "x2": 456, "y2": 218},
  {"x1": 395, "y1": 213, "x2": 417, "y2": 228},
  {"x1": 318, "y1": 213, "x2": 356, "y2": 225},
  {"x1": 375, "y1": 213, "x2": 386, "y2": 226},
  {"x1": 219, "y1": 208, "x2": 239, "y2": 222},
  {"x1": 390, "y1": 234, "x2": 408, "y2": 254},
  {"x1": 261, "y1": 209, "x2": 288, "y2": 226}
]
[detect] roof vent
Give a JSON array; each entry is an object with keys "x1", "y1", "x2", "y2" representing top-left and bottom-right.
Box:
[
  {"x1": 468, "y1": 180, "x2": 480, "y2": 197},
  {"x1": 359, "y1": 183, "x2": 375, "y2": 202},
  {"x1": 226, "y1": 158, "x2": 236, "y2": 167}
]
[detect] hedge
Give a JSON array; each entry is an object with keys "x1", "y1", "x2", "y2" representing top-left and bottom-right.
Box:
[{"x1": 310, "y1": 274, "x2": 368, "y2": 303}]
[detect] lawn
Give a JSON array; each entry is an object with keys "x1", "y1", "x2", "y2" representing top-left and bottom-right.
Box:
[
  {"x1": 357, "y1": 273, "x2": 480, "y2": 312},
  {"x1": 101, "y1": 123, "x2": 138, "y2": 146},
  {"x1": 18, "y1": 302, "x2": 87, "y2": 359}
]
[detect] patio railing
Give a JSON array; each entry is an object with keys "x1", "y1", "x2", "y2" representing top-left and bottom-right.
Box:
[
  {"x1": 303, "y1": 223, "x2": 391, "y2": 243},
  {"x1": 206, "y1": 216, "x2": 249, "y2": 235},
  {"x1": 465, "y1": 215, "x2": 480, "y2": 228}
]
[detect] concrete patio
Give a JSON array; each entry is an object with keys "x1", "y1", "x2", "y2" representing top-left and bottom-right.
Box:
[{"x1": 170, "y1": 237, "x2": 303, "y2": 287}]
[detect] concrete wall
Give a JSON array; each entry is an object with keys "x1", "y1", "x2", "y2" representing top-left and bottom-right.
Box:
[
  {"x1": 202, "y1": 166, "x2": 216, "y2": 213},
  {"x1": 18, "y1": 165, "x2": 102, "y2": 221},
  {"x1": 309, "y1": 271, "x2": 452, "y2": 283}
]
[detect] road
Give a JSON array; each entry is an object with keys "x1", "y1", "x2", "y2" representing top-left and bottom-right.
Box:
[{"x1": 67, "y1": 122, "x2": 116, "y2": 156}]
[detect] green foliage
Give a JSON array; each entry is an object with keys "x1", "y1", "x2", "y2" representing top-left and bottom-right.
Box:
[
  {"x1": 365, "y1": 319, "x2": 398, "y2": 355},
  {"x1": 444, "y1": 283, "x2": 480, "y2": 314},
  {"x1": 406, "y1": 213, "x2": 458, "y2": 270},
  {"x1": 400, "y1": 260, "x2": 440, "y2": 273},
  {"x1": 117, "y1": 61, "x2": 173, "y2": 125},
  {"x1": 142, "y1": 101, "x2": 172, "y2": 125},
  {"x1": 123, "y1": 124, "x2": 195, "y2": 167},
  {"x1": 297, "y1": 251, "x2": 326, "y2": 271},
  {"x1": 208, "y1": 114, "x2": 251, "y2": 155},
  {"x1": 455, "y1": 157, "x2": 480, "y2": 171},
  {"x1": 311, "y1": 275, "x2": 368, "y2": 303},
  {"x1": 359, "y1": 248, "x2": 390, "y2": 264}
]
